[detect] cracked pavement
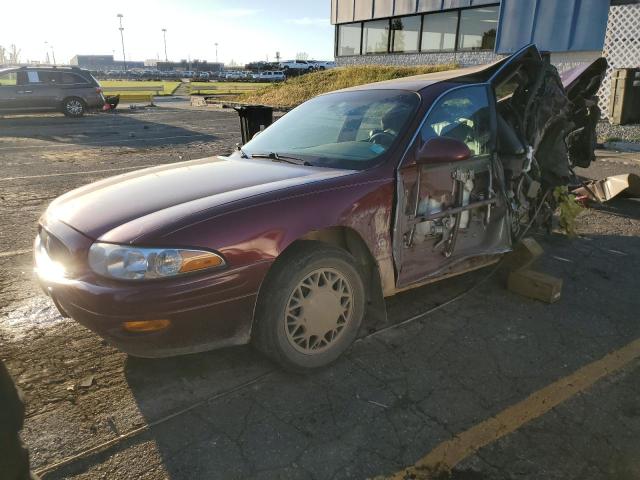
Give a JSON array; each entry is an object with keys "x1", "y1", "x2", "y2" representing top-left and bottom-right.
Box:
[{"x1": 0, "y1": 106, "x2": 639, "y2": 479}]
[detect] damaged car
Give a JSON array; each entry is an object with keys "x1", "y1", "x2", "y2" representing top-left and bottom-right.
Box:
[{"x1": 34, "y1": 45, "x2": 606, "y2": 371}]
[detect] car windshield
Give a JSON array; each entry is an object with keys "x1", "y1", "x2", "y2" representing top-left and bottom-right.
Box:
[{"x1": 241, "y1": 90, "x2": 420, "y2": 170}]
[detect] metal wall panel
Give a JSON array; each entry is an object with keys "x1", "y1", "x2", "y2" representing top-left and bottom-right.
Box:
[
  {"x1": 417, "y1": 0, "x2": 444, "y2": 12},
  {"x1": 496, "y1": 0, "x2": 610, "y2": 53},
  {"x1": 331, "y1": 0, "x2": 338, "y2": 23},
  {"x1": 337, "y1": 0, "x2": 355, "y2": 23},
  {"x1": 394, "y1": 0, "x2": 417, "y2": 15},
  {"x1": 374, "y1": 0, "x2": 394, "y2": 18},
  {"x1": 354, "y1": 0, "x2": 374, "y2": 20},
  {"x1": 443, "y1": 0, "x2": 471, "y2": 8}
]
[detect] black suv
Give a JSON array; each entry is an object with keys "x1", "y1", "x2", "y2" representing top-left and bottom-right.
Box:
[{"x1": 0, "y1": 66, "x2": 105, "y2": 117}]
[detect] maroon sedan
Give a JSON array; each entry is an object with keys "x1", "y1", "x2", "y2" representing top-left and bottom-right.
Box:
[{"x1": 35, "y1": 45, "x2": 605, "y2": 371}]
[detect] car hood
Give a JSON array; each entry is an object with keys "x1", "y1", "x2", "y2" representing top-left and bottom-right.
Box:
[{"x1": 46, "y1": 156, "x2": 354, "y2": 240}]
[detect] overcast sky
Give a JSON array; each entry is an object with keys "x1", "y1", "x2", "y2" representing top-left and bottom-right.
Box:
[{"x1": 2, "y1": 0, "x2": 335, "y2": 65}]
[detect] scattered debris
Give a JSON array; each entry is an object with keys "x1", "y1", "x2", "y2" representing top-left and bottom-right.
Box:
[
  {"x1": 573, "y1": 173, "x2": 640, "y2": 204},
  {"x1": 554, "y1": 186, "x2": 584, "y2": 237},
  {"x1": 78, "y1": 375, "x2": 95, "y2": 388},
  {"x1": 506, "y1": 238, "x2": 563, "y2": 304},
  {"x1": 367, "y1": 400, "x2": 390, "y2": 409}
]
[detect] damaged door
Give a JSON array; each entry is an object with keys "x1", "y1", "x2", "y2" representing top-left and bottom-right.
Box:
[{"x1": 394, "y1": 84, "x2": 511, "y2": 289}]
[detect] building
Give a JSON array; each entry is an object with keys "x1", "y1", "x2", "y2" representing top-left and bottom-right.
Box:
[
  {"x1": 331, "y1": 0, "x2": 640, "y2": 114},
  {"x1": 69, "y1": 55, "x2": 144, "y2": 71}
]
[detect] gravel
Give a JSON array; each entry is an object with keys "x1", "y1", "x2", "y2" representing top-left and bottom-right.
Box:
[{"x1": 597, "y1": 120, "x2": 640, "y2": 144}]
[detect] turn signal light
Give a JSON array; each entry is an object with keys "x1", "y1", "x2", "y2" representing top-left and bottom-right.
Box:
[
  {"x1": 179, "y1": 251, "x2": 224, "y2": 273},
  {"x1": 122, "y1": 319, "x2": 171, "y2": 333}
]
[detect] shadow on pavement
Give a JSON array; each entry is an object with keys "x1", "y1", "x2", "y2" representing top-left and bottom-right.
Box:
[{"x1": 45, "y1": 233, "x2": 640, "y2": 479}]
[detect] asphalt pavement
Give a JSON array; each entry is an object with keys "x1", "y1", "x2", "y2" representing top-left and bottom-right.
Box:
[{"x1": 0, "y1": 105, "x2": 639, "y2": 480}]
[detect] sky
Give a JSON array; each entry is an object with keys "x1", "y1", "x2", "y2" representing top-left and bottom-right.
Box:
[{"x1": 2, "y1": 0, "x2": 335, "y2": 65}]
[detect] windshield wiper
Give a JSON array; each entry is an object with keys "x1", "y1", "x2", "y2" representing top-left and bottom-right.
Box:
[{"x1": 249, "y1": 152, "x2": 312, "y2": 166}]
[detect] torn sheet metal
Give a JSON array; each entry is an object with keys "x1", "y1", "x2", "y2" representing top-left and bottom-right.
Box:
[{"x1": 573, "y1": 174, "x2": 640, "y2": 203}]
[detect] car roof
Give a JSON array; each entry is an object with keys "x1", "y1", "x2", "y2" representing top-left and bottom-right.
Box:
[{"x1": 334, "y1": 57, "x2": 509, "y2": 94}]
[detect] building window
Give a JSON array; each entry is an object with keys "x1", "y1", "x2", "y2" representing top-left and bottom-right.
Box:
[
  {"x1": 458, "y1": 6, "x2": 499, "y2": 51},
  {"x1": 337, "y1": 23, "x2": 362, "y2": 56},
  {"x1": 391, "y1": 15, "x2": 421, "y2": 53},
  {"x1": 363, "y1": 19, "x2": 390, "y2": 54},
  {"x1": 421, "y1": 10, "x2": 458, "y2": 52}
]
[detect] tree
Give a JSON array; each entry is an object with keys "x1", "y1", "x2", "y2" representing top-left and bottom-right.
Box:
[
  {"x1": 0, "y1": 46, "x2": 6, "y2": 64},
  {"x1": 295, "y1": 52, "x2": 309, "y2": 61},
  {"x1": 9, "y1": 44, "x2": 21, "y2": 64}
]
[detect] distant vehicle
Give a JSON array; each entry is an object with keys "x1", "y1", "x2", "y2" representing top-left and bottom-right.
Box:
[
  {"x1": 195, "y1": 72, "x2": 210, "y2": 80},
  {"x1": 223, "y1": 71, "x2": 243, "y2": 81},
  {"x1": 310, "y1": 61, "x2": 336, "y2": 70},
  {"x1": 279, "y1": 60, "x2": 314, "y2": 71},
  {"x1": 257, "y1": 71, "x2": 285, "y2": 82},
  {"x1": 182, "y1": 71, "x2": 196, "y2": 79},
  {"x1": 0, "y1": 66, "x2": 105, "y2": 117}
]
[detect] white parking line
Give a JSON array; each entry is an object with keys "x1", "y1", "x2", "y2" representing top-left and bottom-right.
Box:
[
  {"x1": 0, "y1": 133, "x2": 212, "y2": 151},
  {"x1": 0, "y1": 164, "x2": 157, "y2": 182},
  {"x1": 0, "y1": 249, "x2": 32, "y2": 258}
]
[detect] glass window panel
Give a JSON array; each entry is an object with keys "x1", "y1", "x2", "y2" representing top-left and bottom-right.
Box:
[
  {"x1": 338, "y1": 23, "x2": 362, "y2": 56},
  {"x1": 458, "y1": 6, "x2": 499, "y2": 50},
  {"x1": 373, "y1": 0, "x2": 393, "y2": 18},
  {"x1": 363, "y1": 19, "x2": 390, "y2": 54},
  {"x1": 391, "y1": 16, "x2": 421, "y2": 53},
  {"x1": 421, "y1": 11, "x2": 458, "y2": 52},
  {"x1": 0, "y1": 71, "x2": 17, "y2": 86},
  {"x1": 421, "y1": 85, "x2": 491, "y2": 156}
]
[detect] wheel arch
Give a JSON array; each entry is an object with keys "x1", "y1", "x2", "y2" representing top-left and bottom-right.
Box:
[{"x1": 252, "y1": 226, "x2": 387, "y2": 337}]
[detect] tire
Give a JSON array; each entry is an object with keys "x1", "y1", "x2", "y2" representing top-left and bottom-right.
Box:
[
  {"x1": 253, "y1": 242, "x2": 366, "y2": 372},
  {"x1": 62, "y1": 97, "x2": 86, "y2": 117}
]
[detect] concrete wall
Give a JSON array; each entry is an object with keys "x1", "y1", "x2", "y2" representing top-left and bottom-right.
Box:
[{"x1": 336, "y1": 50, "x2": 500, "y2": 67}]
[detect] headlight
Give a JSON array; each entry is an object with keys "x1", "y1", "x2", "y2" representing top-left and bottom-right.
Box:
[{"x1": 88, "y1": 243, "x2": 225, "y2": 280}]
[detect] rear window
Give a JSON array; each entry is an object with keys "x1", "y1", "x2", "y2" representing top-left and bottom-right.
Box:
[{"x1": 0, "y1": 71, "x2": 17, "y2": 86}]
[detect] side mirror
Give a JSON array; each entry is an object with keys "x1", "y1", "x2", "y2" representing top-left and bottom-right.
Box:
[{"x1": 417, "y1": 137, "x2": 472, "y2": 165}]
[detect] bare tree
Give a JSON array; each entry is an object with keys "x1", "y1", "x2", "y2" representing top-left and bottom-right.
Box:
[
  {"x1": 9, "y1": 44, "x2": 21, "y2": 64},
  {"x1": 295, "y1": 52, "x2": 309, "y2": 61},
  {"x1": 0, "y1": 45, "x2": 6, "y2": 64}
]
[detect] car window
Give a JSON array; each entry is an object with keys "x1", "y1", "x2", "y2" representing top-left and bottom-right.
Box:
[
  {"x1": 61, "y1": 72, "x2": 88, "y2": 84},
  {"x1": 0, "y1": 71, "x2": 17, "y2": 86},
  {"x1": 421, "y1": 85, "x2": 491, "y2": 156},
  {"x1": 242, "y1": 90, "x2": 420, "y2": 170},
  {"x1": 38, "y1": 71, "x2": 63, "y2": 84}
]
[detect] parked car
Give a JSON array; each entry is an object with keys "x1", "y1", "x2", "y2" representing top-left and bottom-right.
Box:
[
  {"x1": 309, "y1": 60, "x2": 336, "y2": 70},
  {"x1": 34, "y1": 45, "x2": 605, "y2": 370},
  {"x1": 0, "y1": 66, "x2": 105, "y2": 117},
  {"x1": 279, "y1": 60, "x2": 315, "y2": 71},
  {"x1": 257, "y1": 71, "x2": 285, "y2": 82}
]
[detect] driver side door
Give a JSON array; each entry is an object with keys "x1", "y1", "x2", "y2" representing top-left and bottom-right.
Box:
[{"x1": 393, "y1": 84, "x2": 511, "y2": 289}]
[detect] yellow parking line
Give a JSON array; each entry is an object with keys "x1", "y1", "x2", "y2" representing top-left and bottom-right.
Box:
[{"x1": 390, "y1": 337, "x2": 640, "y2": 479}]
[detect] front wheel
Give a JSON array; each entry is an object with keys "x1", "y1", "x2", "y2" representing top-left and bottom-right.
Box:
[
  {"x1": 62, "y1": 97, "x2": 85, "y2": 117},
  {"x1": 253, "y1": 242, "x2": 365, "y2": 372}
]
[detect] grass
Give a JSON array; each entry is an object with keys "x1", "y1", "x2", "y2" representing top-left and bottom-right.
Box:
[
  {"x1": 238, "y1": 64, "x2": 458, "y2": 108},
  {"x1": 189, "y1": 81, "x2": 267, "y2": 95},
  {"x1": 100, "y1": 81, "x2": 181, "y2": 96}
]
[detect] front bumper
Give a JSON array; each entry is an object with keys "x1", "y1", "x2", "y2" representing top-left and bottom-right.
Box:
[{"x1": 34, "y1": 222, "x2": 271, "y2": 357}]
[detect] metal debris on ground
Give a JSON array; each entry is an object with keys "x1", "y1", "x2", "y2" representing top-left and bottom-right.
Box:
[{"x1": 573, "y1": 173, "x2": 640, "y2": 204}]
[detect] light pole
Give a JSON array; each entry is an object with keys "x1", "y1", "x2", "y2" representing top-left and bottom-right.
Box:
[
  {"x1": 44, "y1": 41, "x2": 56, "y2": 65},
  {"x1": 162, "y1": 28, "x2": 168, "y2": 62},
  {"x1": 117, "y1": 13, "x2": 127, "y2": 72},
  {"x1": 215, "y1": 43, "x2": 218, "y2": 63}
]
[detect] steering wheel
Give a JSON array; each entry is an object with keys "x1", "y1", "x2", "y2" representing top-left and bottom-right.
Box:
[{"x1": 368, "y1": 131, "x2": 395, "y2": 146}]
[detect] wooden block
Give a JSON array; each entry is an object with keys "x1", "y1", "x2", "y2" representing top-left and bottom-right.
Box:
[
  {"x1": 504, "y1": 237, "x2": 544, "y2": 272},
  {"x1": 508, "y1": 269, "x2": 562, "y2": 304}
]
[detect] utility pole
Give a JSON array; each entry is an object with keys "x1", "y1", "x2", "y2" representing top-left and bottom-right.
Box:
[
  {"x1": 117, "y1": 13, "x2": 127, "y2": 72},
  {"x1": 215, "y1": 43, "x2": 219, "y2": 63},
  {"x1": 162, "y1": 28, "x2": 168, "y2": 62},
  {"x1": 44, "y1": 41, "x2": 56, "y2": 65}
]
